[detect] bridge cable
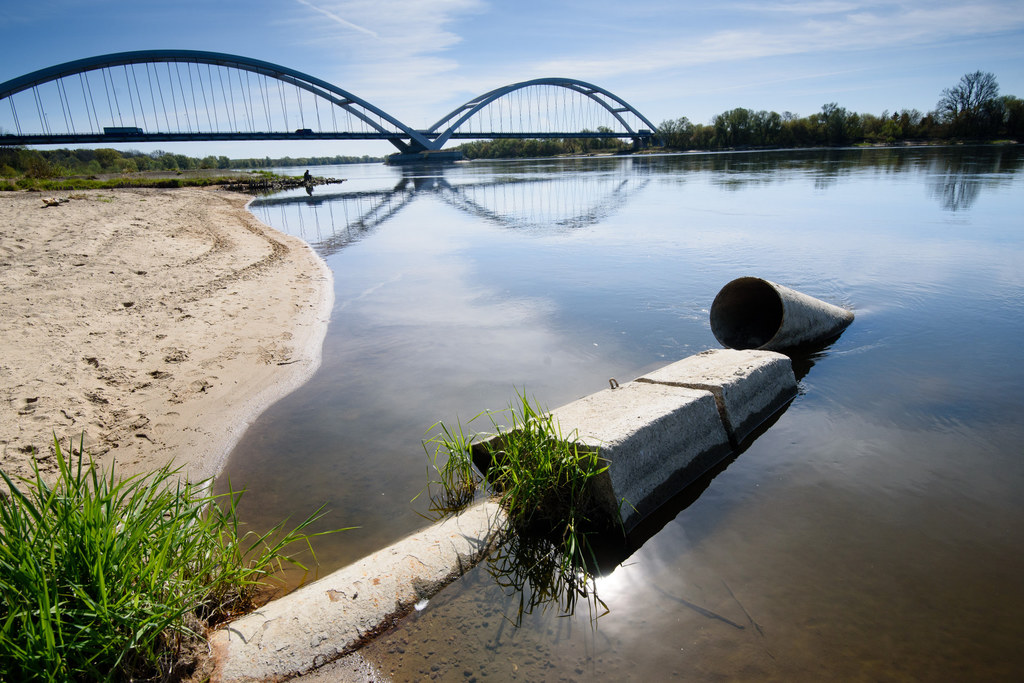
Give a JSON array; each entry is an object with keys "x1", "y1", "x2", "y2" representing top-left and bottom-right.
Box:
[
  {"x1": 536, "y1": 86, "x2": 542, "y2": 132},
  {"x1": 234, "y1": 69, "x2": 245, "y2": 132},
  {"x1": 8, "y1": 97, "x2": 21, "y2": 136},
  {"x1": 517, "y1": 89, "x2": 523, "y2": 132},
  {"x1": 172, "y1": 63, "x2": 189, "y2": 132},
  {"x1": 53, "y1": 79, "x2": 67, "y2": 134},
  {"x1": 153, "y1": 63, "x2": 170, "y2": 132},
  {"x1": 184, "y1": 62, "x2": 197, "y2": 132},
  {"x1": 248, "y1": 71, "x2": 259, "y2": 133},
  {"x1": 206, "y1": 64, "x2": 219, "y2": 132},
  {"x1": 99, "y1": 69, "x2": 113, "y2": 128},
  {"x1": 186, "y1": 63, "x2": 201, "y2": 132},
  {"x1": 546, "y1": 86, "x2": 551, "y2": 134},
  {"x1": 112, "y1": 68, "x2": 127, "y2": 127},
  {"x1": 32, "y1": 86, "x2": 47, "y2": 135},
  {"x1": 243, "y1": 70, "x2": 256, "y2": 133},
  {"x1": 295, "y1": 82, "x2": 305, "y2": 129},
  {"x1": 314, "y1": 87, "x2": 322, "y2": 131},
  {"x1": 523, "y1": 88, "x2": 529, "y2": 131},
  {"x1": 528, "y1": 87, "x2": 534, "y2": 131},
  {"x1": 198, "y1": 63, "x2": 213, "y2": 132},
  {"x1": 100, "y1": 69, "x2": 115, "y2": 128},
  {"x1": 227, "y1": 69, "x2": 241, "y2": 132},
  {"x1": 277, "y1": 79, "x2": 288, "y2": 132},
  {"x1": 144, "y1": 64, "x2": 160, "y2": 132},
  {"x1": 166, "y1": 63, "x2": 181, "y2": 132},
  {"x1": 57, "y1": 78, "x2": 73, "y2": 134},
  {"x1": 254, "y1": 73, "x2": 264, "y2": 131},
  {"x1": 64, "y1": 78, "x2": 78, "y2": 134},
  {"x1": 78, "y1": 73, "x2": 94, "y2": 133},
  {"x1": 560, "y1": 87, "x2": 566, "y2": 133},
  {"x1": 168, "y1": 64, "x2": 179, "y2": 131},
  {"x1": 130, "y1": 65, "x2": 149, "y2": 132},
  {"x1": 233, "y1": 68, "x2": 244, "y2": 132},
  {"x1": 217, "y1": 66, "x2": 233, "y2": 132},
  {"x1": 182, "y1": 62, "x2": 196, "y2": 132},
  {"x1": 185, "y1": 62, "x2": 197, "y2": 130},
  {"x1": 123, "y1": 65, "x2": 138, "y2": 128},
  {"x1": 260, "y1": 74, "x2": 273, "y2": 131}
]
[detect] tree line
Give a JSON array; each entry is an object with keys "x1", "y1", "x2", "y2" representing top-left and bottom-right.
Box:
[
  {"x1": 455, "y1": 127, "x2": 630, "y2": 159},
  {"x1": 456, "y1": 71, "x2": 1022, "y2": 158},
  {"x1": 0, "y1": 147, "x2": 382, "y2": 179}
]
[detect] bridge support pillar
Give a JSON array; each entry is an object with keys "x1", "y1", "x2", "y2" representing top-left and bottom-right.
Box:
[{"x1": 385, "y1": 149, "x2": 464, "y2": 165}]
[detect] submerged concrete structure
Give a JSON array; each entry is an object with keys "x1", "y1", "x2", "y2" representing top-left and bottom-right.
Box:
[
  {"x1": 210, "y1": 501, "x2": 507, "y2": 682},
  {"x1": 637, "y1": 349, "x2": 797, "y2": 446},
  {"x1": 710, "y1": 277, "x2": 855, "y2": 351},
  {"x1": 211, "y1": 349, "x2": 800, "y2": 681},
  {"x1": 551, "y1": 380, "x2": 730, "y2": 531},
  {"x1": 210, "y1": 281, "x2": 852, "y2": 680},
  {"x1": 553, "y1": 349, "x2": 796, "y2": 531}
]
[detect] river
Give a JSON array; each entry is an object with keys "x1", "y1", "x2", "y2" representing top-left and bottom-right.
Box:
[{"x1": 220, "y1": 146, "x2": 1024, "y2": 680}]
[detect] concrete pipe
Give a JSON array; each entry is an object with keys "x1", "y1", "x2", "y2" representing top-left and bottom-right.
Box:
[{"x1": 710, "y1": 277, "x2": 854, "y2": 351}]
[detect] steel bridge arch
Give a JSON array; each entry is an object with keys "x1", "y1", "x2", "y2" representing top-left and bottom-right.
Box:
[
  {"x1": 426, "y1": 78, "x2": 659, "y2": 148},
  {"x1": 0, "y1": 50, "x2": 433, "y2": 152}
]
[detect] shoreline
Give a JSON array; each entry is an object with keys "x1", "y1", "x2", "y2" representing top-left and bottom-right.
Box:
[{"x1": 0, "y1": 187, "x2": 333, "y2": 486}]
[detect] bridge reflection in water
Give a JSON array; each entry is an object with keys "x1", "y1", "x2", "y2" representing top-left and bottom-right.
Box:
[{"x1": 248, "y1": 164, "x2": 650, "y2": 256}]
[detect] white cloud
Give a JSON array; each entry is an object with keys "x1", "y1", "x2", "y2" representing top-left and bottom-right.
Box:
[
  {"x1": 284, "y1": 0, "x2": 486, "y2": 122},
  {"x1": 294, "y1": 0, "x2": 380, "y2": 39},
  {"x1": 530, "y1": 1, "x2": 1024, "y2": 80}
]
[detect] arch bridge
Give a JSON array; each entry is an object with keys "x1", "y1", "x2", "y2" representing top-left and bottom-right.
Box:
[{"x1": 0, "y1": 50, "x2": 658, "y2": 153}]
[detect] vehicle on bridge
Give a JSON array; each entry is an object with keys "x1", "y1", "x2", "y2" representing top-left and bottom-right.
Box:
[{"x1": 103, "y1": 126, "x2": 144, "y2": 135}]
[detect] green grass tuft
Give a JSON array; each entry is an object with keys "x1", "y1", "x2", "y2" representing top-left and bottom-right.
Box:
[
  {"x1": 418, "y1": 416, "x2": 483, "y2": 513},
  {"x1": 0, "y1": 436, "x2": 344, "y2": 681},
  {"x1": 421, "y1": 389, "x2": 617, "y2": 572}
]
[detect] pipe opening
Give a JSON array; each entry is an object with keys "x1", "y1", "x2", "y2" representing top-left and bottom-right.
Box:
[{"x1": 710, "y1": 277, "x2": 784, "y2": 349}]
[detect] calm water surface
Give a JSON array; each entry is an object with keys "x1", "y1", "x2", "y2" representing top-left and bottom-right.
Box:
[{"x1": 222, "y1": 147, "x2": 1024, "y2": 680}]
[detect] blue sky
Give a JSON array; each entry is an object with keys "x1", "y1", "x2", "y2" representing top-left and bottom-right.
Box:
[{"x1": 2, "y1": 0, "x2": 1022, "y2": 157}]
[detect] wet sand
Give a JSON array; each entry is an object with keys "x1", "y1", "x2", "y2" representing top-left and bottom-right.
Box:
[{"x1": 0, "y1": 187, "x2": 332, "y2": 485}]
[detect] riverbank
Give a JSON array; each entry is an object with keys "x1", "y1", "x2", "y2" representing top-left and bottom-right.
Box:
[{"x1": 0, "y1": 187, "x2": 333, "y2": 485}]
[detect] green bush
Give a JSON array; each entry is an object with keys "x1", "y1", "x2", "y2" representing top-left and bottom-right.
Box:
[{"x1": 0, "y1": 437, "x2": 340, "y2": 681}]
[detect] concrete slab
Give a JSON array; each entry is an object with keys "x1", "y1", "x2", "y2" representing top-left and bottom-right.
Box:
[
  {"x1": 550, "y1": 381, "x2": 731, "y2": 531},
  {"x1": 637, "y1": 349, "x2": 796, "y2": 445},
  {"x1": 210, "y1": 500, "x2": 506, "y2": 682}
]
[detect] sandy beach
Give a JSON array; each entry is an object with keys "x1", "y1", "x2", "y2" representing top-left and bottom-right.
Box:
[{"x1": 0, "y1": 187, "x2": 332, "y2": 485}]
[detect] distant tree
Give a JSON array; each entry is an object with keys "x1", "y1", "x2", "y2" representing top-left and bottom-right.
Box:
[
  {"x1": 818, "y1": 103, "x2": 852, "y2": 145},
  {"x1": 94, "y1": 148, "x2": 121, "y2": 170},
  {"x1": 690, "y1": 123, "x2": 714, "y2": 149},
  {"x1": 937, "y1": 71, "x2": 1000, "y2": 136},
  {"x1": 25, "y1": 154, "x2": 58, "y2": 178},
  {"x1": 751, "y1": 110, "x2": 783, "y2": 146},
  {"x1": 658, "y1": 117, "x2": 693, "y2": 148},
  {"x1": 1002, "y1": 95, "x2": 1024, "y2": 138},
  {"x1": 713, "y1": 107, "x2": 754, "y2": 147}
]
